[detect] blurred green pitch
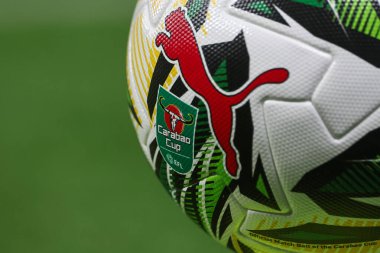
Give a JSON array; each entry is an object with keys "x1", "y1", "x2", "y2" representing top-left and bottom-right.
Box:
[{"x1": 0, "y1": 1, "x2": 229, "y2": 252}]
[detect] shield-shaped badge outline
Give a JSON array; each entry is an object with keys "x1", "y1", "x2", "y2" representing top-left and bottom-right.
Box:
[{"x1": 156, "y1": 86, "x2": 199, "y2": 174}]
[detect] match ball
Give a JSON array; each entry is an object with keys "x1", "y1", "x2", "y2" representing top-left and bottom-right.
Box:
[{"x1": 126, "y1": 0, "x2": 380, "y2": 252}]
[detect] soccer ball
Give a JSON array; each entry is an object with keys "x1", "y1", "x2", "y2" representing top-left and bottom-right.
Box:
[{"x1": 126, "y1": 0, "x2": 380, "y2": 252}]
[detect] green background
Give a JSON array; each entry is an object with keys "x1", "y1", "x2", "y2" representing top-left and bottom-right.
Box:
[{"x1": 0, "y1": 1, "x2": 229, "y2": 252}]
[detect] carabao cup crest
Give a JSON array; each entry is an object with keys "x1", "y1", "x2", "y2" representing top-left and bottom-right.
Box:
[{"x1": 156, "y1": 86, "x2": 198, "y2": 174}]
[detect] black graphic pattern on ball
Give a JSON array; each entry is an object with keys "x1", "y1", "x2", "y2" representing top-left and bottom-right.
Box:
[{"x1": 233, "y1": 0, "x2": 380, "y2": 67}]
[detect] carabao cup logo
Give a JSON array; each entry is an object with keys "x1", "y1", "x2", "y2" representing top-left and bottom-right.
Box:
[
  {"x1": 159, "y1": 97, "x2": 194, "y2": 135},
  {"x1": 156, "y1": 86, "x2": 198, "y2": 174}
]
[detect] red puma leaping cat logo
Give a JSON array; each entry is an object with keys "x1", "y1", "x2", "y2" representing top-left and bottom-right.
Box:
[{"x1": 156, "y1": 8, "x2": 289, "y2": 178}]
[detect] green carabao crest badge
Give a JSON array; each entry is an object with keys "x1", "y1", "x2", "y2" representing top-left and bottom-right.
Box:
[{"x1": 156, "y1": 86, "x2": 198, "y2": 174}]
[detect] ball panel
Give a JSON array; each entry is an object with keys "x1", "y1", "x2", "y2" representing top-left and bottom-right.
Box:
[{"x1": 312, "y1": 54, "x2": 380, "y2": 137}]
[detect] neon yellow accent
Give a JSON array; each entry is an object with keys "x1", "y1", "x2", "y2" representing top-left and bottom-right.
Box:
[
  {"x1": 134, "y1": 17, "x2": 149, "y2": 94},
  {"x1": 365, "y1": 9, "x2": 377, "y2": 35},
  {"x1": 131, "y1": 16, "x2": 150, "y2": 113},
  {"x1": 335, "y1": 0, "x2": 344, "y2": 14},
  {"x1": 345, "y1": 0, "x2": 359, "y2": 27},
  {"x1": 270, "y1": 220, "x2": 279, "y2": 229},
  {"x1": 231, "y1": 235, "x2": 244, "y2": 253},
  {"x1": 162, "y1": 67, "x2": 178, "y2": 90},
  {"x1": 173, "y1": 0, "x2": 188, "y2": 8},
  {"x1": 358, "y1": 1, "x2": 371, "y2": 32},
  {"x1": 138, "y1": 25, "x2": 154, "y2": 84},
  {"x1": 352, "y1": 0, "x2": 367, "y2": 29},
  {"x1": 131, "y1": 25, "x2": 147, "y2": 103},
  {"x1": 256, "y1": 219, "x2": 266, "y2": 230},
  {"x1": 132, "y1": 29, "x2": 147, "y2": 98},
  {"x1": 147, "y1": 40, "x2": 157, "y2": 80},
  {"x1": 149, "y1": 40, "x2": 160, "y2": 78},
  {"x1": 339, "y1": 0, "x2": 350, "y2": 23},
  {"x1": 371, "y1": 18, "x2": 380, "y2": 38},
  {"x1": 201, "y1": 25, "x2": 208, "y2": 36},
  {"x1": 150, "y1": 0, "x2": 163, "y2": 16}
]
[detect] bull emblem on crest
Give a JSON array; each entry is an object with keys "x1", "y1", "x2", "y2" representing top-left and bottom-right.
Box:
[{"x1": 159, "y1": 96, "x2": 194, "y2": 134}]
